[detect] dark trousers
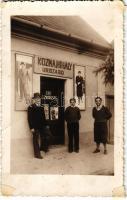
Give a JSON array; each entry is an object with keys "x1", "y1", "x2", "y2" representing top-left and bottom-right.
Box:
[
  {"x1": 67, "y1": 122, "x2": 79, "y2": 151},
  {"x1": 40, "y1": 134, "x2": 49, "y2": 152},
  {"x1": 32, "y1": 130, "x2": 41, "y2": 157},
  {"x1": 32, "y1": 129, "x2": 49, "y2": 157}
]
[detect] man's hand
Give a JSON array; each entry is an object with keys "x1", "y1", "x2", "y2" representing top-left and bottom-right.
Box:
[{"x1": 31, "y1": 129, "x2": 35, "y2": 133}]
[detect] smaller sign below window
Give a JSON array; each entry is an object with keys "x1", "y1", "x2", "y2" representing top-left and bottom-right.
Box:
[{"x1": 50, "y1": 106, "x2": 59, "y2": 120}]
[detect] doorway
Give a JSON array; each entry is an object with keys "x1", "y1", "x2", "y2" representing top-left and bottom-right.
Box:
[
  {"x1": 106, "y1": 95, "x2": 114, "y2": 144},
  {"x1": 40, "y1": 76, "x2": 65, "y2": 145}
]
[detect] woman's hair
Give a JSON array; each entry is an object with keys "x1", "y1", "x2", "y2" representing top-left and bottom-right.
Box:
[
  {"x1": 70, "y1": 98, "x2": 76, "y2": 103},
  {"x1": 20, "y1": 62, "x2": 25, "y2": 65}
]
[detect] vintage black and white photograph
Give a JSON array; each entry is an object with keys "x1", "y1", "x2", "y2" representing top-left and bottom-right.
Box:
[
  {"x1": 1, "y1": 1, "x2": 124, "y2": 197},
  {"x1": 11, "y1": 15, "x2": 115, "y2": 175}
]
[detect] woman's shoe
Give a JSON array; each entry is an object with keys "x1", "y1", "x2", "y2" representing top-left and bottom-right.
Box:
[
  {"x1": 104, "y1": 150, "x2": 107, "y2": 154},
  {"x1": 35, "y1": 155, "x2": 43, "y2": 159}
]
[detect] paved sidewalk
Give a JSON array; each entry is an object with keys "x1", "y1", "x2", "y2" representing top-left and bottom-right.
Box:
[{"x1": 11, "y1": 133, "x2": 114, "y2": 175}]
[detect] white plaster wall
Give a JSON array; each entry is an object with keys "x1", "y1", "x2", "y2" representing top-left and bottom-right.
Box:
[
  {"x1": 97, "y1": 72, "x2": 106, "y2": 104},
  {"x1": 12, "y1": 37, "x2": 103, "y2": 67},
  {"x1": 11, "y1": 37, "x2": 104, "y2": 139}
]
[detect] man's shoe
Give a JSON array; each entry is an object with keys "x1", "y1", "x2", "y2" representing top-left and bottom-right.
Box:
[
  {"x1": 93, "y1": 149, "x2": 100, "y2": 153},
  {"x1": 40, "y1": 147, "x2": 45, "y2": 151},
  {"x1": 44, "y1": 149, "x2": 49, "y2": 153},
  {"x1": 40, "y1": 147, "x2": 49, "y2": 152},
  {"x1": 68, "y1": 150, "x2": 73, "y2": 153},
  {"x1": 104, "y1": 150, "x2": 107, "y2": 154},
  {"x1": 75, "y1": 150, "x2": 79, "y2": 153},
  {"x1": 35, "y1": 155, "x2": 43, "y2": 159}
]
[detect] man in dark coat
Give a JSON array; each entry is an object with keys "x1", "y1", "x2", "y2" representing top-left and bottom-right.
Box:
[
  {"x1": 27, "y1": 92, "x2": 46, "y2": 159},
  {"x1": 92, "y1": 97, "x2": 112, "y2": 154},
  {"x1": 76, "y1": 71, "x2": 84, "y2": 105},
  {"x1": 65, "y1": 98, "x2": 81, "y2": 153}
]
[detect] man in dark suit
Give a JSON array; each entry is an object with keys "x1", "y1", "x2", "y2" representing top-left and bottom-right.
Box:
[
  {"x1": 27, "y1": 93, "x2": 46, "y2": 159},
  {"x1": 65, "y1": 98, "x2": 81, "y2": 153}
]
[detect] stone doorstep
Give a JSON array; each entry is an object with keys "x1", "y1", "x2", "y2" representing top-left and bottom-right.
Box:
[{"x1": 46, "y1": 145, "x2": 66, "y2": 154}]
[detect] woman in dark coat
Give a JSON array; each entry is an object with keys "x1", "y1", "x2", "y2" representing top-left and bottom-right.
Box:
[{"x1": 92, "y1": 97, "x2": 112, "y2": 154}]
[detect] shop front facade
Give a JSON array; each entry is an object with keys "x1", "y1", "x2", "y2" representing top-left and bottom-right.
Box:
[{"x1": 11, "y1": 16, "x2": 113, "y2": 145}]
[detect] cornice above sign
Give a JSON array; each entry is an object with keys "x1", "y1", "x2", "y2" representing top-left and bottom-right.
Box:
[{"x1": 34, "y1": 56, "x2": 74, "y2": 79}]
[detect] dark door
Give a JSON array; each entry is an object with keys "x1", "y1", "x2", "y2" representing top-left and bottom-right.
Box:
[
  {"x1": 106, "y1": 95, "x2": 114, "y2": 144},
  {"x1": 40, "y1": 76, "x2": 65, "y2": 145}
]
